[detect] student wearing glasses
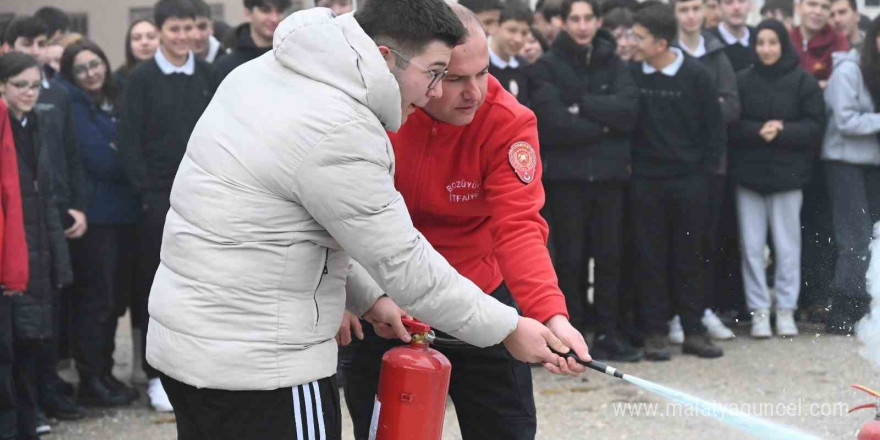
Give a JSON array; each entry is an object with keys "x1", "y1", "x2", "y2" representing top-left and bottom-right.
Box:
[
  {"x1": 57, "y1": 39, "x2": 141, "y2": 408},
  {"x1": 146, "y1": 1, "x2": 572, "y2": 438},
  {"x1": 340, "y1": 5, "x2": 590, "y2": 439},
  {"x1": 0, "y1": 51, "x2": 73, "y2": 440}
]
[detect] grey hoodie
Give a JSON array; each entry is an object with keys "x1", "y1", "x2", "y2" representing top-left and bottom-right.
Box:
[
  {"x1": 146, "y1": 8, "x2": 519, "y2": 391},
  {"x1": 822, "y1": 49, "x2": 880, "y2": 165}
]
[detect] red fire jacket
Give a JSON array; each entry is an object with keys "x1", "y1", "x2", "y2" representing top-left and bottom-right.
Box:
[
  {"x1": 388, "y1": 76, "x2": 568, "y2": 324},
  {"x1": 0, "y1": 100, "x2": 29, "y2": 292}
]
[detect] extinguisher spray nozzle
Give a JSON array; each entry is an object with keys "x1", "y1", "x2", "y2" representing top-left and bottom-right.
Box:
[{"x1": 550, "y1": 348, "x2": 625, "y2": 379}]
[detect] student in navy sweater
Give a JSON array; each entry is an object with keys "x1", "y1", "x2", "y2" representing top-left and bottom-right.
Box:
[
  {"x1": 118, "y1": 0, "x2": 214, "y2": 413},
  {"x1": 488, "y1": 0, "x2": 532, "y2": 104},
  {"x1": 629, "y1": 3, "x2": 725, "y2": 361}
]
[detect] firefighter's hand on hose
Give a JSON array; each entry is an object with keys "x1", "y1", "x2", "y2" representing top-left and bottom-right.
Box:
[
  {"x1": 336, "y1": 311, "x2": 364, "y2": 346},
  {"x1": 503, "y1": 317, "x2": 567, "y2": 368},
  {"x1": 364, "y1": 296, "x2": 412, "y2": 343},
  {"x1": 544, "y1": 315, "x2": 590, "y2": 376}
]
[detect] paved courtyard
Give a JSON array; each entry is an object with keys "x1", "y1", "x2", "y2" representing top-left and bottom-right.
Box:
[{"x1": 45, "y1": 317, "x2": 879, "y2": 440}]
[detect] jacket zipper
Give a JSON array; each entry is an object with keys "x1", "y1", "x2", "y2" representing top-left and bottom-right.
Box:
[
  {"x1": 313, "y1": 249, "x2": 329, "y2": 327},
  {"x1": 411, "y1": 123, "x2": 437, "y2": 221}
]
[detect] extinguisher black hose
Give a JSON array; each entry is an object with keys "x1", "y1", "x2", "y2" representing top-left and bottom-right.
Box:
[{"x1": 429, "y1": 335, "x2": 625, "y2": 379}]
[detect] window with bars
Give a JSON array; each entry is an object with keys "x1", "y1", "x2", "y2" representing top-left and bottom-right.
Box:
[{"x1": 69, "y1": 12, "x2": 89, "y2": 36}]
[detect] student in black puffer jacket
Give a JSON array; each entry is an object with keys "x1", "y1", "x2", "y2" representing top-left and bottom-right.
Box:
[
  {"x1": 729, "y1": 19, "x2": 825, "y2": 339},
  {"x1": 529, "y1": 0, "x2": 641, "y2": 362}
]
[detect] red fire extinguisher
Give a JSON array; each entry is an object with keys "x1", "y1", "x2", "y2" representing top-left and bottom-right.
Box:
[
  {"x1": 850, "y1": 384, "x2": 880, "y2": 440},
  {"x1": 369, "y1": 317, "x2": 452, "y2": 440}
]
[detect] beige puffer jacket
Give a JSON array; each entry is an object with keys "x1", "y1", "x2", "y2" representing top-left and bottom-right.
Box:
[{"x1": 146, "y1": 8, "x2": 519, "y2": 391}]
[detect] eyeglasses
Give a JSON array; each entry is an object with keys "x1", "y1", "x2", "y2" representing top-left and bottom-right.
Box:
[
  {"x1": 8, "y1": 81, "x2": 42, "y2": 92},
  {"x1": 72, "y1": 59, "x2": 105, "y2": 78},
  {"x1": 389, "y1": 49, "x2": 448, "y2": 90}
]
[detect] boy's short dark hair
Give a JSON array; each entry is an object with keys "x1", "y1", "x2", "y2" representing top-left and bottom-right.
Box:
[
  {"x1": 35, "y1": 7, "x2": 70, "y2": 37},
  {"x1": 243, "y1": 0, "x2": 292, "y2": 12},
  {"x1": 500, "y1": 0, "x2": 535, "y2": 26},
  {"x1": 603, "y1": 7, "x2": 634, "y2": 30},
  {"x1": 670, "y1": 0, "x2": 703, "y2": 7},
  {"x1": 601, "y1": 0, "x2": 639, "y2": 14},
  {"x1": 634, "y1": 4, "x2": 677, "y2": 47},
  {"x1": 355, "y1": 0, "x2": 466, "y2": 57},
  {"x1": 460, "y1": 0, "x2": 503, "y2": 14},
  {"x1": 830, "y1": 0, "x2": 858, "y2": 12},
  {"x1": 539, "y1": 0, "x2": 565, "y2": 20},
  {"x1": 3, "y1": 16, "x2": 49, "y2": 47},
  {"x1": 155, "y1": 0, "x2": 198, "y2": 29},
  {"x1": 562, "y1": 0, "x2": 604, "y2": 19},
  {"x1": 189, "y1": 0, "x2": 212, "y2": 19}
]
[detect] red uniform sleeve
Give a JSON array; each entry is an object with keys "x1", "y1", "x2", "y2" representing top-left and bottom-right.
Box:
[
  {"x1": 0, "y1": 102, "x2": 29, "y2": 292},
  {"x1": 483, "y1": 107, "x2": 568, "y2": 323}
]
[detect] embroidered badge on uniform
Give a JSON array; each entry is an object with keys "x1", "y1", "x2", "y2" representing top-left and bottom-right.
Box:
[{"x1": 508, "y1": 141, "x2": 537, "y2": 184}]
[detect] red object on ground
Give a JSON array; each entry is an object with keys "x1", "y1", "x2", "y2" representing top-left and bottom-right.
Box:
[
  {"x1": 850, "y1": 384, "x2": 880, "y2": 440},
  {"x1": 371, "y1": 319, "x2": 451, "y2": 440}
]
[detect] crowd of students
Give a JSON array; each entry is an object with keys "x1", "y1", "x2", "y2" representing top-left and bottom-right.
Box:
[{"x1": 0, "y1": 0, "x2": 877, "y2": 437}]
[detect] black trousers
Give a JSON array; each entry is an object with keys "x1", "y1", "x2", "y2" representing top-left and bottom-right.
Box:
[
  {"x1": 826, "y1": 162, "x2": 880, "y2": 298},
  {"x1": 342, "y1": 284, "x2": 536, "y2": 440},
  {"x1": 800, "y1": 164, "x2": 836, "y2": 309},
  {"x1": 71, "y1": 225, "x2": 138, "y2": 377},
  {"x1": 545, "y1": 181, "x2": 624, "y2": 335},
  {"x1": 161, "y1": 373, "x2": 341, "y2": 440},
  {"x1": 135, "y1": 192, "x2": 170, "y2": 379},
  {"x1": 631, "y1": 174, "x2": 710, "y2": 336},
  {"x1": 0, "y1": 298, "x2": 39, "y2": 440}
]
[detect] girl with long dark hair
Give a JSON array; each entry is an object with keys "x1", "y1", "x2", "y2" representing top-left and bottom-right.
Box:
[
  {"x1": 58, "y1": 39, "x2": 140, "y2": 406},
  {"x1": 113, "y1": 19, "x2": 159, "y2": 87}
]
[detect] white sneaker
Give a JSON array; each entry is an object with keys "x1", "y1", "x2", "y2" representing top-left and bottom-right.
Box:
[
  {"x1": 751, "y1": 309, "x2": 772, "y2": 339},
  {"x1": 703, "y1": 309, "x2": 736, "y2": 340},
  {"x1": 669, "y1": 315, "x2": 685, "y2": 344},
  {"x1": 148, "y1": 378, "x2": 174, "y2": 412},
  {"x1": 775, "y1": 309, "x2": 799, "y2": 337}
]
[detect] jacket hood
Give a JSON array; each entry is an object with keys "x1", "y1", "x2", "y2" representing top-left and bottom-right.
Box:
[
  {"x1": 832, "y1": 47, "x2": 860, "y2": 68},
  {"x1": 273, "y1": 8, "x2": 401, "y2": 131},
  {"x1": 703, "y1": 31, "x2": 727, "y2": 55},
  {"x1": 551, "y1": 28, "x2": 617, "y2": 66},
  {"x1": 675, "y1": 31, "x2": 725, "y2": 57}
]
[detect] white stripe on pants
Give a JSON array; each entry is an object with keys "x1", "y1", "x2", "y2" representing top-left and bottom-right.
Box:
[
  {"x1": 292, "y1": 381, "x2": 326, "y2": 440},
  {"x1": 736, "y1": 185, "x2": 803, "y2": 311}
]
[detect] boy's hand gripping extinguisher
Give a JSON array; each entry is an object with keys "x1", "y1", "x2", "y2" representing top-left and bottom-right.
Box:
[
  {"x1": 850, "y1": 384, "x2": 880, "y2": 440},
  {"x1": 368, "y1": 318, "x2": 451, "y2": 440}
]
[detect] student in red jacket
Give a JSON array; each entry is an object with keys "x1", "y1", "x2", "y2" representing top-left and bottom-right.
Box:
[{"x1": 339, "y1": 5, "x2": 590, "y2": 440}]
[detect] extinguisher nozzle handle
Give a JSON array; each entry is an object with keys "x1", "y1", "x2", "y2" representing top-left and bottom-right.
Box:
[{"x1": 549, "y1": 347, "x2": 625, "y2": 379}]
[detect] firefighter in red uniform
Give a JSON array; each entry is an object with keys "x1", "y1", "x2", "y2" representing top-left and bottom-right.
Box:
[{"x1": 338, "y1": 6, "x2": 590, "y2": 440}]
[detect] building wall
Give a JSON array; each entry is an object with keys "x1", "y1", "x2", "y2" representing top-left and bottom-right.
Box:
[
  {"x1": 2, "y1": 0, "x2": 878, "y2": 67},
  {"x1": 1, "y1": 0, "x2": 251, "y2": 68}
]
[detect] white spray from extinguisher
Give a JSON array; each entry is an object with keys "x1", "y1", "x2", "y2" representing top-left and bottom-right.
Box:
[
  {"x1": 622, "y1": 375, "x2": 824, "y2": 440},
  {"x1": 557, "y1": 353, "x2": 825, "y2": 439},
  {"x1": 855, "y1": 221, "x2": 880, "y2": 368}
]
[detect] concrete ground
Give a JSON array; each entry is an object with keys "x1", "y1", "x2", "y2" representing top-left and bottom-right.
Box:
[{"x1": 48, "y1": 318, "x2": 878, "y2": 440}]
